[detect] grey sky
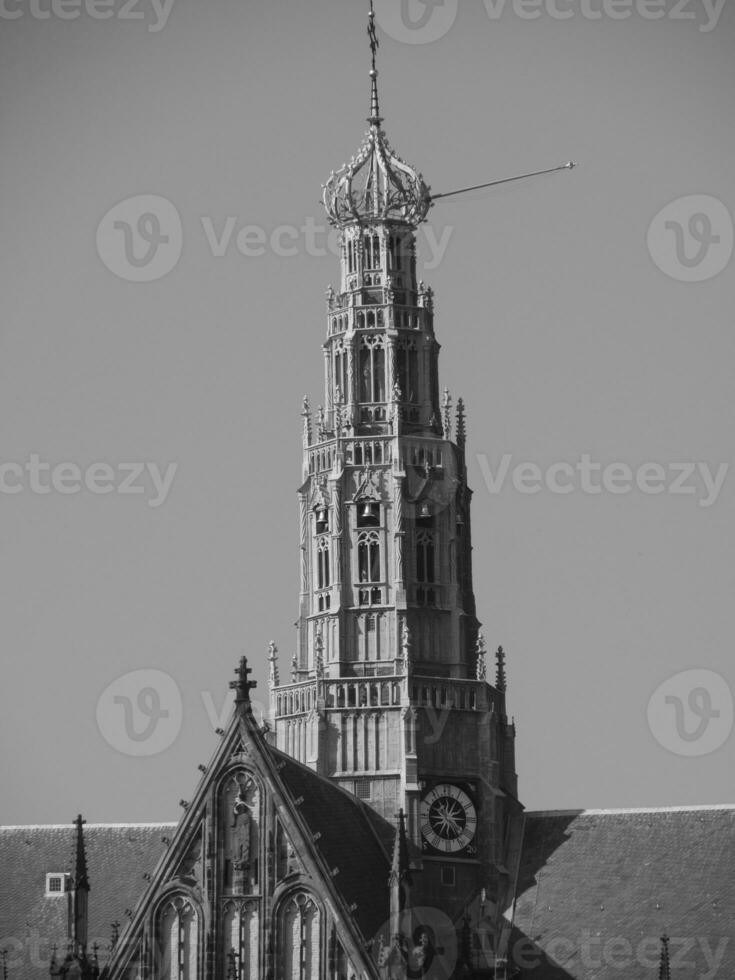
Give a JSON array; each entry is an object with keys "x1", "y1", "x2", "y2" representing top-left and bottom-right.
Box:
[{"x1": 1, "y1": 0, "x2": 733, "y2": 823}]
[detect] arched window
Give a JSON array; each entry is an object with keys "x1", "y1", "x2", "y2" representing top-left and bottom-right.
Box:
[
  {"x1": 223, "y1": 901, "x2": 259, "y2": 978},
  {"x1": 279, "y1": 893, "x2": 321, "y2": 980},
  {"x1": 333, "y1": 347, "x2": 347, "y2": 404},
  {"x1": 317, "y1": 537, "x2": 330, "y2": 590},
  {"x1": 358, "y1": 531, "x2": 381, "y2": 583},
  {"x1": 416, "y1": 530, "x2": 436, "y2": 584},
  {"x1": 363, "y1": 233, "x2": 380, "y2": 269},
  {"x1": 388, "y1": 234, "x2": 405, "y2": 271},
  {"x1": 396, "y1": 342, "x2": 418, "y2": 403},
  {"x1": 155, "y1": 895, "x2": 199, "y2": 980},
  {"x1": 359, "y1": 338, "x2": 386, "y2": 403}
]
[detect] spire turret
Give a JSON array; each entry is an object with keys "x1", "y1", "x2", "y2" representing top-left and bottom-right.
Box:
[
  {"x1": 388, "y1": 809, "x2": 412, "y2": 942},
  {"x1": 496, "y1": 645, "x2": 507, "y2": 695},
  {"x1": 72, "y1": 814, "x2": 89, "y2": 952},
  {"x1": 658, "y1": 934, "x2": 671, "y2": 980},
  {"x1": 50, "y1": 817, "x2": 97, "y2": 979}
]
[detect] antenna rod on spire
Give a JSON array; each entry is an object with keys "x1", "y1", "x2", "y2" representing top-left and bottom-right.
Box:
[
  {"x1": 367, "y1": 0, "x2": 382, "y2": 125},
  {"x1": 430, "y1": 161, "x2": 577, "y2": 203}
]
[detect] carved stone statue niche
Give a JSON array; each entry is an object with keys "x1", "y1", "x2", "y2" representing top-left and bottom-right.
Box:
[
  {"x1": 231, "y1": 788, "x2": 252, "y2": 872},
  {"x1": 225, "y1": 773, "x2": 258, "y2": 894}
]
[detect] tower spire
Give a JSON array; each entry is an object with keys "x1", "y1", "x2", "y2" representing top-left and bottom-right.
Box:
[
  {"x1": 73, "y1": 814, "x2": 89, "y2": 953},
  {"x1": 496, "y1": 645, "x2": 507, "y2": 695},
  {"x1": 389, "y1": 809, "x2": 412, "y2": 941},
  {"x1": 367, "y1": 1, "x2": 382, "y2": 126}
]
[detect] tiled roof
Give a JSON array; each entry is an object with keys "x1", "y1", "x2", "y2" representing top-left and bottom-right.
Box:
[
  {"x1": 509, "y1": 805, "x2": 735, "y2": 980},
  {"x1": 273, "y1": 749, "x2": 392, "y2": 942},
  {"x1": 5, "y1": 804, "x2": 733, "y2": 979},
  {"x1": 0, "y1": 823, "x2": 173, "y2": 979}
]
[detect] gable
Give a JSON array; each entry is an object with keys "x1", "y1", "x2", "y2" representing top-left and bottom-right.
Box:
[{"x1": 99, "y1": 685, "x2": 386, "y2": 979}]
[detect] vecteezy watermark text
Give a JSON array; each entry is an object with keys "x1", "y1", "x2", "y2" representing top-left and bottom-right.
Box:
[
  {"x1": 482, "y1": 0, "x2": 726, "y2": 31},
  {"x1": 0, "y1": 0, "x2": 175, "y2": 30},
  {"x1": 475, "y1": 454, "x2": 729, "y2": 508},
  {"x1": 0, "y1": 454, "x2": 177, "y2": 508},
  {"x1": 373, "y1": 0, "x2": 726, "y2": 41},
  {"x1": 96, "y1": 195, "x2": 454, "y2": 283}
]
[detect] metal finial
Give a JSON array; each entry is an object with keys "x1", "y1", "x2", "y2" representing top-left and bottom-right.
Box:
[
  {"x1": 456, "y1": 397, "x2": 466, "y2": 449},
  {"x1": 496, "y1": 645, "x2": 507, "y2": 695},
  {"x1": 658, "y1": 934, "x2": 671, "y2": 980},
  {"x1": 367, "y1": 2, "x2": 382, "y2": 125}
]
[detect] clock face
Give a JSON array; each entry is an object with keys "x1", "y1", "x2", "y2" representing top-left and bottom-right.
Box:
[{"x1": 420, "y1": 784, "x2": 477, "y2": 853}]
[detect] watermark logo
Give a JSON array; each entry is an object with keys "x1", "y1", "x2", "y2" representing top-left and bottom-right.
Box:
[
  {"x1": 483, "y1": 0, "x2": 727, "y2": 30},
  {"x1": 474, "y1": 454, "x2": 729, "y2": 508},
  {"x1": 96, "y1": 199, "x2": 454, "y2": 278},
  {"x1": 0, "y1": 0, "x2": 176, "y2": 31},
  {"x1": 647, "y1": 669, "x2": 733, "y2": 756},
  {"x1": 97, "y1": 194, "x2": 182, "y2": 282},
  {"x1": 373, "y1": 0, "x2": 459, "y2": 44},
  {"x1": 648, "y1": 195, "x2": 733, "y2": 283},
  {"x1": 97, "y1": 669, "x2": 183, "y2": 756},
  {"x1": 0, "y1": 455, "x2": 178, "y2": 507}
]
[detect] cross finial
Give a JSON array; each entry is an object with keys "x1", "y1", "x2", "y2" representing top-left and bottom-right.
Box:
[
  {"x1": 230, "y1": 655, "x2": 257, "y2": 704},
  {"x1": 367, "y1": 1, "x2": 382, "y2": 126}
]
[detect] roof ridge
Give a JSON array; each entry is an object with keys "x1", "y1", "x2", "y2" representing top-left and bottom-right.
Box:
[
  {"x1": 526, "y1": 803, "x2": 735, "y2": 817},
  {"x1": 0, "y1": 822, "x2": 178, "y2": 830}
]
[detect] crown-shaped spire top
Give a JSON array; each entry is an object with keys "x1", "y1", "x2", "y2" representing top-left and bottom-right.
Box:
[{"x1": 322, "y1": 5, "x2": 431, "y2": 228}]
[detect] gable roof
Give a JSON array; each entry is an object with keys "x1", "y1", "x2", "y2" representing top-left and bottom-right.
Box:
[
  {"x1": 274, "y1": 749, "x2": 392, "y2": 941},
  {"x1": 0, "y1": 823, "x2": 173, "y2": 980},
  {"x1": 508, "y1": 805, "x2": 735, "y2": 979}
]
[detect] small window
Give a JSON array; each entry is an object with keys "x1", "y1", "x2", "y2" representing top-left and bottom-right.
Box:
[
  {"x1": 355, "y1": 779, "x2": 372, "y2": 800},
  {"x1": 45, "y1": 873, "x2": 68, "y2": 897},
  {"x1": 440, "y1": 867, "x2": 455, "y2": 887}
]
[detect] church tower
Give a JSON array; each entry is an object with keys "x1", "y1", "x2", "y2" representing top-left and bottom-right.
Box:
[{"x1": 270, "y1": 2, "x2": 523, "y2": 947}]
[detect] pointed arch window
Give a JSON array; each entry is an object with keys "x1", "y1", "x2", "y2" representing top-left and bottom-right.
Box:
[
  {"x1": 316, "y1": 536, "x2": 330, "y2": 590},
  {"x1": 396, "y1": 342, "x2": 418, "y2": 403},
  {"x1": 333, "y1": 347, "x2": 348, "y2": 406},
  {"x1": 358, "y1": 530, "x2": 381, "y2": 584},
  {"x1": 416, "y1": 529, "x2": 436, "y2": 584},
  {"x1": 359, "y1": 337, "x2": 386, "y2": 403},
  {"x1": 279, "y1": 893, "x2": 321, "y2": 980},
  {"x1": 388, "y1": 234, "x2": 406, "y2": 271},
  {"x1": 363, "y1": 233, "x2": 381, "y2": 270},
  {"x1": 155, "y1": 895, "x2": 200, "y2": 980}
]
